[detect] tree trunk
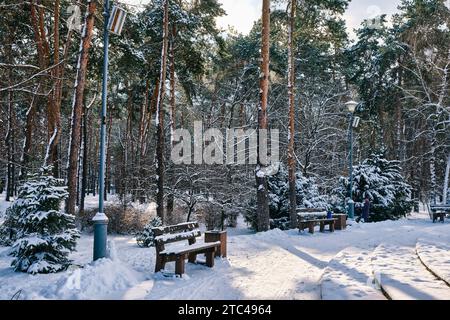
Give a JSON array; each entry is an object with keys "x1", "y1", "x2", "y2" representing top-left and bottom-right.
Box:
[
  {"x1": 429, "y1": 131, "x2": 437, "y2": 204},
  {"x1": 288, "y1": 0, "x2": 297, "y2": 229},
  {"x1": 105, "y1": 112, "x2": 113, "y2": 200},
  {"x1": 20, "y1": 85, "x2": 39, "y2": 180},
  {"x1": 47, "y1": 0, "x2": 61, "y2": 177},
  {"x1": 79, "y1": 105, "x2": 90, "y2": 216},
  {"x1": 66, "y1": 0, "x2": 97, "y2": 216},
  {"x1": 156, "y1": 0, "x2": 169, "y2": 223},
  {"x1": 5, "y1": 76, "x2": 13, "y2": 202},
  {"x1": 443, "y1": 153, "x2": 450, "y2": 205},
  {"x1": 255, "y1": 0, "x2": 271, "y2": 232},
  {"x1": 167, "y1": 23, "x2": 177, "y2": 221}
]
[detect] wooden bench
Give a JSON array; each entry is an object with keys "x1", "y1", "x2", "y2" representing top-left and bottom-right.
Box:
[
  {"x1": 429, "y1": 205, "x2": 450, "y2": 223},
  {"x1": 152, "y1": 222, "x2": 221, "y2": 276},
  {"x1": 298, "y1": 218, "x2": 336, "y2": 234}
]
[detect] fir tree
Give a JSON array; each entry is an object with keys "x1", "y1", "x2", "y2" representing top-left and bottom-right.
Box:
[
  {"x1": 333, "y1": 152, "x2": 414, "y2": 221},
  {"x1": 7, "y1": 167, "x2": 79, "y2": 274},
  {"x1": 246, "y1": 165, "x2": 329, "y2": 230},
  {"x1": 136, "y1": 216, "x2": 163, "y2": 248}
]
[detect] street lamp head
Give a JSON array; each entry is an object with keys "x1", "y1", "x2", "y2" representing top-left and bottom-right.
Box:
[
  {"x1": 108, "y1": 6, "x2": 127, "y2": 36},
  {"x1": 345, "y1": 100, "x2": 358, "y2": 113}
]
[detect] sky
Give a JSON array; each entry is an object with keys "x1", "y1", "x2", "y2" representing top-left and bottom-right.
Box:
[{"x1": 125, "y1": 0, "x2": 402, "y2": 39}]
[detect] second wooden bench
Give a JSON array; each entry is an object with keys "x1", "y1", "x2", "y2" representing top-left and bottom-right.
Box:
[{"x1": 298, "y1": 218, "x2": 336, "y2": 234}]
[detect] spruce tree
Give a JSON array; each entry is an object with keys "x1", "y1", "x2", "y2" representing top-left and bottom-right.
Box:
[
  {"x1": 333, "y1": 152, "x2": 413, "y2": 221},
  {"x1": 8, "y1": 167, "x2": 79, "y2": 274},
  {"x1": 136, "y1": 216, "x2": 163, "y2": 248}
]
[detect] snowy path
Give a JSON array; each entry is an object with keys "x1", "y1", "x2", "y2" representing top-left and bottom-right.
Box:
[
  {"x1": 371, "y1": 244, "x2": 450, "y2": 300},
  {"x1": 320, "y1": 247, "x2": 385, "y2": 300},
  {"x1": 126, "y1": 229, "x2": 325, "y2": 300},
  {"x1": 1, "y1": 211, "x2": 450, "y2": 300},
  {"x1": 416, "y1": 239, "x2": 450, "y2": 286}
]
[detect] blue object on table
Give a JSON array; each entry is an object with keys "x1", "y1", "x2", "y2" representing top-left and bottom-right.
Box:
[{"x1": 327, "y1": 211, "x2": 333, "y2": 219}]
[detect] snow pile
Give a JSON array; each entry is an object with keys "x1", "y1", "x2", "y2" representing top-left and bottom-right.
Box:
[
  {"x1": 55, "y1": 257, "x2": 144, "y2": 300},
  {"x1": 371, "y1": 244, "x2": 450, "y2": 300},
  {"x1": 321, "y1": 247, "x2": 385, "y2": 300},
  {"x1": 416, "y1": 239, "x2": 450, "y2": 285}
]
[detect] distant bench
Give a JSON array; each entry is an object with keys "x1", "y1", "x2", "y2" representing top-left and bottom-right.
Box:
[
  {"x1": 429, "y1": 205, "x2": 450, "y2": 223},
  {"x1": 297, "y1": 208, "x2": 336, "y2": 234},
  {"x1": 152, "y1": 222, "x2": 221, "y2": 276}
]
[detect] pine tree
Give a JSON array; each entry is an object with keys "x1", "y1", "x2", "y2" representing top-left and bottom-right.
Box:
[
  {"x1": 7, "y1": 167, "x2": 79, "y2": 274},
  {"x1": 246, "y1": 164, "x2": 328, "y2": 230},
  {"x1": 333, "y1": 152, "x2": 414, "y2": 221},
  {"x1": 136, "y1": 216, "x2": 163, "y2": 248}
]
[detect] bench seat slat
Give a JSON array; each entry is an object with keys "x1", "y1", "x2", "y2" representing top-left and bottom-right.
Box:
[{"x1": 160, "y1": 241, "x2": 221, "y2": 256}]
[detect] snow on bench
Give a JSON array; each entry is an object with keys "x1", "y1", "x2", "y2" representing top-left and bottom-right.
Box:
[
  {"x1": 154, "y1": 229, "x2": 201, "y2": 244},
  {"x1": 320, "y1": 247, "x2": 385, "y2": 300},
  {"x1": 416, "y1": 239, "x2": 450, "y2": 286},
  {"x1": 371, "y1": 244, "x2": 450, "y2": 300},
  {"x1": 153, "y1": 222, "x2": 198, "y2": 233},
  {"x1": 161, "y1": 241, "x2": 221, "y2": 255}
]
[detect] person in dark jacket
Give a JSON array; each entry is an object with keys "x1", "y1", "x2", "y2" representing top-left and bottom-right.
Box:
[{"x1": 362, "y1": 196, "x2": 370, "y2": 222}]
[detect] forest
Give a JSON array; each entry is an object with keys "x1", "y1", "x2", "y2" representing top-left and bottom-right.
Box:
[{"x1": 0, "y1": 0, "x2": 449, "y2": 235}]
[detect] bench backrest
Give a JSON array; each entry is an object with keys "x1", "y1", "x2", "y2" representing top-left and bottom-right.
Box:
[
  {"x1": 297, "y1": 208, "x2": 326, "y2": 213},
  {"x1": 152, "y1": 222, "x2": 201, "y2": 253},
  {"x1": 297, "y1": 208, "x2": 327, "y2": 222}
]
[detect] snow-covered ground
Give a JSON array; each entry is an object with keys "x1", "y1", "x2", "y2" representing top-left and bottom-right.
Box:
[
  {"x1": 320, "y1": 247, "x2": 385, "y2": 300},
  {"x1": 416, "y1": 239, "x2": 450, "y2": 286},
  {"x1": 1, "y1": 197, "x2": 450, "y2": 300}
]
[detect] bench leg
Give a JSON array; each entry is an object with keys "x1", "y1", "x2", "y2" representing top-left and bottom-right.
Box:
[
  {"x1": 175, "y1": 254, "x2": 186, "y2": 276},
  {"x1": 308, "y1": 224, "x2": 315, "y2": 234},
  {"x1": 188, "y1": 252, "x2": 197, "y2": 264},
  {"x1": 320, "y1": 222, "x2": 325, "y2": 232},
  {"x1": 155, "y1": 255, "x2": 166, "y2": 273},
  {"x1": 205, "y1": 249, "x2": 215, "y2": 268},
  {"x1": 330, "y1": 222, "x2": 335, "y2": 232}
]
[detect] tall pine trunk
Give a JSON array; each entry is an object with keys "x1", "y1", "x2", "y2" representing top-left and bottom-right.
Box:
[
  {"x1": 155, "y1": 0, "x2": 169, "y2": 223},
  {"x1": 287, "y1": 0, "x2": 297, "y2": 229},
  {"x1": 166, "y1": 23, "x2": 177, "y2": 221},
  {"x1": 5, "y1": 74, "x2": 13, "y2": 201},
  {"x1": 47, "y1": 0, "x2": 62, "y2": 177},
  {"x1": 66, "y1": 0, "x2": 97, "y2": 216},
  {"x1": 5, "y1": 30, "x2": 14, "y2": 201},
  {"x1": 255, "y1": 0, "x2": 271, "y2": 232}
]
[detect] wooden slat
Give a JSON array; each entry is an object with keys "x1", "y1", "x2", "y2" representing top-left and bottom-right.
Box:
[
  {"x1": 152, "y1": 222, "x2": 199, "y2": 236},
  {"x1": 297, "y1": 208, "x2": 326, "y2": 213},
  {"x1": 154, "y1": 229, "x2": 201, "y2": 246},
  {"x1": 160, "y1": 241, "x2": 221, "y2": 256}
]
